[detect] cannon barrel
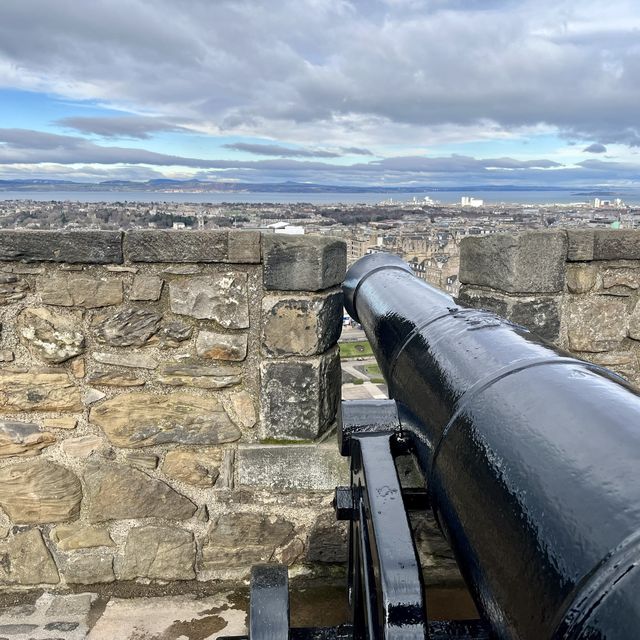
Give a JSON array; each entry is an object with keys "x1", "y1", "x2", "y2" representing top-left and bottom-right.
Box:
[{"x1": 343, "y1": 253, "x2": 640, "y2": 640}]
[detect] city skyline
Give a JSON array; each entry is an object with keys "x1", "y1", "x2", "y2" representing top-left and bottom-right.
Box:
[{"x1": 1, "y1": 0, "x2": 640, "y2": 188}]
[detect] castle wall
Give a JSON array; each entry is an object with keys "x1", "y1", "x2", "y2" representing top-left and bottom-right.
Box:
[
  {"x1": 459, "y1": 229, "x2": 640, "y2": 386},
  {"x1": 0, "y1": 230, "x2": 350, "y2": 590}
]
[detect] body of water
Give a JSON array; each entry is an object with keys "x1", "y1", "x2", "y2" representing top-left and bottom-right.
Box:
[{"x1": 0, "y1": 189, "x2": 639, "y2": 206}]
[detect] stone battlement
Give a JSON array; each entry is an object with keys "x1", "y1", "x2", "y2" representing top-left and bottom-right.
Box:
[
  {"x1": 0, "y1": 230, "x2": 350, "y2": 590},
  {"x1": 459, "y1": 229, "x2": 640, "y2": 386}
]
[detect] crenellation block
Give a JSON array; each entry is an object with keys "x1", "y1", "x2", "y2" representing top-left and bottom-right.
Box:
[
  {"x1": 0, "y1": 230, "x2": 123, "y2": 264},
  {"x1": 262, "y1": 234, "x2": 346, "y2": 291},
  {"x1": 459, "y1": 231, "x2": 567, "y2": 293}
]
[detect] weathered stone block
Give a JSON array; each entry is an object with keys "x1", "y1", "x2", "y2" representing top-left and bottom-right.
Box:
[
  {"x1": 127, "y1": 452, "x2": 159, "y2": 470},
  {"x1": 148, "y1": 320, "x2": 193, "y2": 348},
  {"x1": 509, "y1": 296, "x2": 562, "y2": 342},
  {"x1": 628, "y1": 301, "x2": 640, "y2": 341},
  {"x1": 0, "y1": 420, "x2": 56, "y2": 457},
  {"x1": 130, "y1": 275, "x2": 163, "y2": 301},
  {"x1": 61, "y1": 435, "x2": 104, "y2": 458},
  {"x1": 93, "y1": 351, "x2": 158, "y2": 369},
  {"x1": 0, "y1": 230, "x2": 123, "y2": 263},
  {"x1": 169, "y1": 274, "x2": 249, "y2": 328},
  {"x1": 91, "y1": 392, "x2": 240, "y2": 447},
  {"x1": 0, "y1": 528, "x2": 59, "y2": 585},
  {"x1": 95, "y1": 307, "x2": 162, "y2": 347},
  {"x1": 459, "y1": 231, "x2": 567, "y2": 293},
  {"x1": 125, "y1": 230, "x2": 260, "y2": 263},
  {"x1": 86, "y1": 386, "x2": 106, "y2": 405},
  {"x1": 593, "y1": 230, "x2": 640, "y2": 260},
  {"x1": 0, "y1": 274, "x2": 29, "y2": 303},
  {"x1": 108, "y1": 265, "x2": 138, "y2": 273},
  {"x1": 201, "y1": 512, "x2": 294, "y2": 569},
  {"x1": 306, "y1": 512, "x2": 348, "y2": 564},
  {"x1": 39, "y1": 274, "x2": 123, "y2": 307},
  {"x1": 228, "y1": 230, "x2": 261, "y2": 263},
  {"x1": 227, "y1": 390, "x2": 257, "y2": 429},
  {"x1": 262, "y1": 291, "x2": 343, "y2": 356},
  {"x1": 0, "y1": 460, "x2": 81, "y2": 523},
  {"x1": 60, "y1": 552, "x2": 115, "y2": 584},
  {"x1": 51, "y1": 525, "x2": 115, "y2": 551},
  {"x1": 84, "y1": 462, "x2": 196, "y2": 522},
  {"x1": 263, "y1": 235, "x2": 346, "y2": 291},
  {"x1": 44, "y1": 416, "x2": 77, "y2": 430},
  {"x1": 455, "y1": 286, "x2": 509, "y2": 318},
  {"x1": 88, "y1": 370, "x2": 146, "y2": 387},
  {"x1": 566, "y1": 263, "x2": 597, "y2": 293},
  {"x1": 120, "y1": 526, "x2": 195, "y2": 580},
  {"x1": 18, "y1": 307, "x2": 85, "y2": 364},
  {"x1": 275, "y1": 537, "x2": 305, "y2": 566},
  {"x1": 126, "y1": 230, "x2": 226, "y2": 262},
  {"x1": 162, "y1": 448, "x2": 223, "y2": 487},
  {"x1": 586, "y1": 350, "x2": 638, "y2": 367},
  {"x1": 566, "y1": 297, "x2": 628, "y2": 352},
  {"x1": 163, "y1": 264, "x2": 202, "y2": 275},
  {"x1": 157, "y1": 361, "x2": 242, "y2": 389},
  {"x1": 70, "y1": 357, "x2": 85, "y2": 377},
  {"x1": 196, "y1": 330, "x2": 248, "y2": 361},
  {"x1": 567, "y1": 230, "x2": 595, "y2": 261},
  {"x1": 260, "y1": 348, "x2": 341, "y2": 440},
  {"x1": 601, "y1": 267, "x2": 640, "y2": 293},
  {"x1": 236, "y1": 444, "x2": 349, "y2": 491},
  {"x1": 584, "y1": 350, "x2": 639, "y2": 380},
  {"x1": 0, "y1": 369, "x2": 82, "y2": 412},
  {"x1": 86, "y1": 385, "x2": 107, "y2": 404},
  {"x1": 410, "y1": 512, "x2": 464, "y2": 586}
]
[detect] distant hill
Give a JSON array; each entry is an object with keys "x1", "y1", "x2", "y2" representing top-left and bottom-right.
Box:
[{"x1": 0, "y1": 179, "x2": 581, "y2": 194}]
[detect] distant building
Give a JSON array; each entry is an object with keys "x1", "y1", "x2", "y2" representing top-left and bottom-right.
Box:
[
  {"x1": 264, "y1": 222, "x2": 305, "y2": 235},
  {"x1": 594, "y1": 197, "x2": 625, "y2": 209},
  {"x1": 461, "y1": 196, "x2": 484, "y2": 208}
]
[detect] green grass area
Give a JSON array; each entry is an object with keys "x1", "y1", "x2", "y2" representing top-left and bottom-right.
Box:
[
  {"x1": 364, "y1": 363, "x2": 382, "y2": 377},
  {"x1": 339, "y1": 340, "x2": 374, "y2": 359},
  {"x1": 362, "y1": 362, "x2": 385, "y2": 383}
]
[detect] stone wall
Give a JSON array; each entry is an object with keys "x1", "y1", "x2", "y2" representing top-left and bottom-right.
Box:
[
  {"x1": 0, "y1": 230, "x2": 351, "y2": 591},
  {"x1": 458, "y1": 229, "x2": 640, "y2": 385}
]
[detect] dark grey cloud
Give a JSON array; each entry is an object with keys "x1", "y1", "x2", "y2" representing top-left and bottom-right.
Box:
[
  {"x1": 0, "y1": 0, "x2": 639, "y2": 148},
  {"x1": 0, "y1": 128, "x2": 340, "y2": 170},
  {"x1": 368, "y1": 155, "x2": 561, "y2": 172},
  {"x1": 341, "y1": 147, "x2": 374, "y2": 155},
  {"x1": 222, "y1": 142, "x2": 341, "y2": 158},
  {"x1": 56, "y1": 116, "x2": 188, "y2": 139},
  {"x1": 583, "y1": 143, "x2": 607, "y2": 153},
  {"x1": 0, "y1": 129, "x2": 86, "y2": 150},
  {"x1": 5, "y1": 126, "x2": 635, "y2": 188},
  {"x1": 571, "y1": 128, "x2": 640, "y2": 148}
]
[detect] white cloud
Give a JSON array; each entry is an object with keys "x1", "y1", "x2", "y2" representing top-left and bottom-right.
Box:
[{"x1": 0, "y1": 0, "x2": 638, "y2": 147}]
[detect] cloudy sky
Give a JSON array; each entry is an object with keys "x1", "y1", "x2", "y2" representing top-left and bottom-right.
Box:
[{"x1": 1, "y1": 0, "x2": 640, "y2": 187}]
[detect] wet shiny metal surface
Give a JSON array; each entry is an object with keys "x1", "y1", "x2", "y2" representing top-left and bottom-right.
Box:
[{"x1": 343, "y1": 253, "x2": 640, "y2": 640}]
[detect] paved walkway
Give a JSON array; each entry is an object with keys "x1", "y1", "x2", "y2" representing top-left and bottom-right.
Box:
[
  {"x1": 342, "y1": 357, "x2": 388, "y2": 400},
  {"x1": 342, "y1": 382, "x2": 387, "y2": 400},
  {"x1": 0, "y1": 591, "x2": 247, "y2": 640}
]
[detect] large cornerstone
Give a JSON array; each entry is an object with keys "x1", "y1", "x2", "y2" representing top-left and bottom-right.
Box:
[
  {"x1": 0, "y1": 230, "x2": 349, "y2": 590},
  {"x1": 458, "y1": 229, "x2": 640, "y2": 386}
]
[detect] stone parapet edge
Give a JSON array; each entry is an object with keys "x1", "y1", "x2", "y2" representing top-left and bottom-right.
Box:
[{"x1": 0, "y1": 230, "x2": 349, "y2": 272}]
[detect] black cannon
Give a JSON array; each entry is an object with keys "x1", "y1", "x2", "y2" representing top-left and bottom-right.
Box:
[{"x1": 240, "y1": 253, "x2": 640, "y2": 640}]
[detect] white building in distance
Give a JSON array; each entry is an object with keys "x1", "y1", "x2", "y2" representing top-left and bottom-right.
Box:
[{"x1": 461, "y1": 196, "x2": 484, "y2": 208}]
